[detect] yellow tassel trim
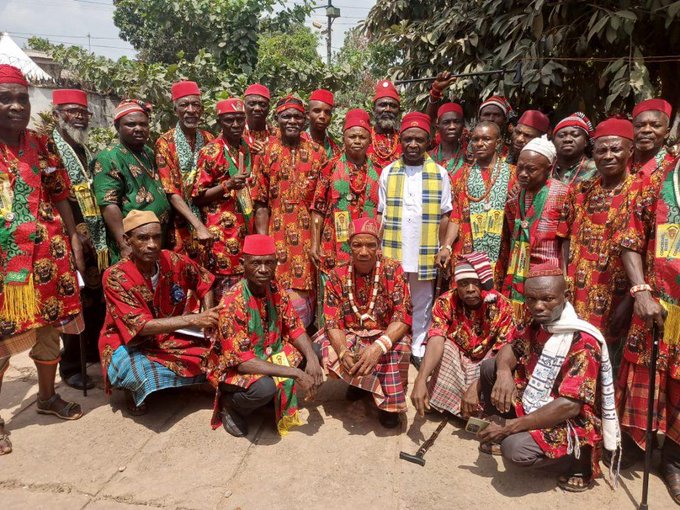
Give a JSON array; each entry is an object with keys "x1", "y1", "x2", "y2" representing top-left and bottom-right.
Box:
[
  {"x1": 660, "y1": 300, "x2": 680, "y2": 346},
  {"x1": 277, "y1": 411, "x2": 304, "y2": 437},
  {"x1": 2, "y1": 274, "x2": 37, "y2": 323},
  {"x1": 97, "y1": 249, "x2": 110, "y2": 273}
]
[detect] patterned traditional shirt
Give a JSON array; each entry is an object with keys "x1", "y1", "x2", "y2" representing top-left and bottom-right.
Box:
[
  {"x1": 557, "y1": 174, "x2": 638, "y2": 344},
  {"x1": 510, "y1": 324, "x2": 602, "y2": 467},
  {"x1": 192, "y1": 137, "x2": 253, "y2": 277},
  {"x1": 251, "y1": 137, "x2": 328, "y2": 291},
  {"x1": 324, "y1": 257, "x2": 412, "y2": 332},
  {"x1": 0, "y1": 130, "x2": 81, "y2": 335},
  {"x1": 367, "y1": 129, "x2": 402, "y2": 175},
  {"x1": 551, "y1": 157, "x2": 597, "y2": 186},
  {"x1": 311, "y1": 155, "x2": 379, "y2": 273},
  {"x1": 98, "y1": 250, "x2": 215, "y2": 391},
  {"x1": 427, "y1": 289, "x2": 514, "y2": 360},
  {"x1": 204, "y1": 279, "x2": 306, "y2": 389},
  {"x1": 619, "y1": 163, "x2": 680, "y2": 378},
  {"x1": 93, "y1": 143, "x2": 171, "y2": 263},
  {"x1": 155, "y1": 127, "x2": 214, "y2": 257}
]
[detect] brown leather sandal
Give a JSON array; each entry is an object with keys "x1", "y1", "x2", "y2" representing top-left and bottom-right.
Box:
[{"x1": 36, "y1": 393, "x2": 83, "y2": 420}]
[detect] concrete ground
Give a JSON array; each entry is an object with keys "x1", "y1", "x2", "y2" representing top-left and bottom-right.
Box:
[{"x1": 0, "y1": 351, "x2": 675, "y2": 510}]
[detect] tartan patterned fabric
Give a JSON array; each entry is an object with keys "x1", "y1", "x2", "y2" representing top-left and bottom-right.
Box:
[
  {"x1": 314, "y1": 329, "x2": 411, "y2": 413},
  {"x1": 107, "y1": 345, "x2": 206, "y2": 406},
  {"x1": 382, "y1": 155, "x2": 442, "y2": 280},
  {"x1": 427, "y1": 339, "x2": 494, "y2": 416},
  {"x1": 616, "y1": 358, "x2": 680, "y2": 448}
]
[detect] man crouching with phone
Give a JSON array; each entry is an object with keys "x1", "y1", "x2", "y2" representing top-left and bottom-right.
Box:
[{"x1": 461, "y1": 264, "x2": 621, "y2": 493}]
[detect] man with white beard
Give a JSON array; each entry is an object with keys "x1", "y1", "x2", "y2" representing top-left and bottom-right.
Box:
[{"x1": 50, "y1": 89, "x2": 105, "y2": 390}]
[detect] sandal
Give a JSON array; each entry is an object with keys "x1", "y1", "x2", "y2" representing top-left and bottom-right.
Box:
[
  {"x1": 0, "y1": 418, "x2": 11, "y2": 456},
  {"x1": 36, "y1": 393, "x2": 83, "y2": 420},
  {"x1": 557, "y1": 472, "x2": 595, "y2": 493},
  {"x1": 479, "y1": 442, "x2": 502, "y2": 456},
  {"x1": 125, "y1": 391, "x2": 148, "y2": 416},
  {"x1": 661, "y1": 463, "x2": 680, "y2": 505}
]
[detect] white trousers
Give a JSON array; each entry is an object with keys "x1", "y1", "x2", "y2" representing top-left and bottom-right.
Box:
[{"x1": 407, "y1": 273, "x2": 435, "y2": 357}]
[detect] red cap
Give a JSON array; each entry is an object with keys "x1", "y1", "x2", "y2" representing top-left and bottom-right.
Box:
[
  {"x1": 554, "y1": 112, "x2": 593, "y2": 137},
  {"x1": 349, "y1": 217, "x2": 380, "y2": 240},
  {"x1": 593, "y1": 117, "x2": 634, "y2": 141},
  {"x1": 479, "y1": 95, "x2": 512, "y2": 117},
  {"x1": 275, "y1": 95, "x2": 305, "y2": 115},
  {"x1": 0, "y1": 64, "x2": 28, "y2": 86},
  {"x1": 114, "y1": 99, "x2": 151, "y2": 122},
  {"x1": 526, "y1": 263, "x2": 563, "y2": 279},
  {"x1": 171, "y1": 81, "x2": 201, "y2": 101},
  {"x1": 344, "y1": 108, "x2": 371, "y2": 132},
  {"x1": 517, "y1": 110, "x2": 550, "y2": 134},
  {"x1": 400, "y1": 112, "x2": 431, "y2": 135},
  {"x1": 52, "y1": 89, "x2": 88, "y2": 107},
  {"x1": 309, "y1": 89, "x2": 334, "y2": 107},
  {"x1": 216, "y1": 98, "x2": 245, "y2": 115},
  {"x1": 374, "y1": 80, "x2": 400, "y2": 103},
  {"x1": 242, "y1": 234, "x2": 276, "y2": 256},
  {"x1": 632, "y1": 98, "x2": 672, "y2": 120},
  {"x1": 437, "y1": 102, "x2": 464, "y2": 119},
  {"x1": 244, "y1": 83, "x2": 271, "y2": 100}
]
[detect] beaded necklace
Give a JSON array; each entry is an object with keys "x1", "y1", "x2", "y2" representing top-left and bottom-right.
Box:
[
  {"x1": 346, "y1": 258, "x2": 381, "y2": 325},
  {"x1": 465, "y1": 156, "x2": 502, "y2": 207},
  {"x1": 370, "y1": 129, "x2": 399, "y2": 161}
]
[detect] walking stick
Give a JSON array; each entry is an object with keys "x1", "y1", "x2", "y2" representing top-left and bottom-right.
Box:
[
  {"x1": 639, "y1": 324, "x2": 660, "y2": 510},
  {"x1": 79, "y1": 331, "x2": 87, "y2": 397},
  {"x1": 394, "y1": 63, "x2": 522, "y2": 85},
  {"x1": 400, "y1": 417, "x2": 448, "y2": 466}
]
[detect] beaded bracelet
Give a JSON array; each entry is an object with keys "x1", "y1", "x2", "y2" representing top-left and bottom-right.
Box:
[
  {"x1": 379, "y1": 334, "x2": 393, "y2": 350},
  {"x1": 630, "y1": 283, "x2": 652, "y2": 297}
]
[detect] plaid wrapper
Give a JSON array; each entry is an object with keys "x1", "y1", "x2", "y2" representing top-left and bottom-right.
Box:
[
  {"x1": 314, "y1": 329, "x2": 411, "y2": 413},
  {"x1": 427, "y1": 340, "x2": 494, "y2": 417},
  {"x1": 616, "y1": 358, "x2": 680, "y2": 448},
  {"x1": 107, "y1": 345, "x2": 206, "y2": 406}
]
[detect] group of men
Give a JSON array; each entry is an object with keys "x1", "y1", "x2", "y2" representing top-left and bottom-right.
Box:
[{"x1": 0, "y1": 62, "x2": 678, "y2": 502}]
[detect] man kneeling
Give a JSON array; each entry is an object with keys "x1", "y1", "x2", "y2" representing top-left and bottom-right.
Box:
[
  {"x1": 411, "y1": 252, "x2": 515, "y2": 419},
  {"x1": 204, "y1": 234, "x2": 323, "y2": 437},
  {"x1": 463, "y1": 265, "x2": 620, "y2": 492},
  {"x1": 315, "y1": 218, "x2": 412, "y2": 428},
  {"x1": 99, "y1": 211, "x2": 219, "y2": 415}
]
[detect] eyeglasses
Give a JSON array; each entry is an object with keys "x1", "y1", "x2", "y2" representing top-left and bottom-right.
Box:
[{"x1": 59, "y1": 108, "x2": 93, "y2": 119}]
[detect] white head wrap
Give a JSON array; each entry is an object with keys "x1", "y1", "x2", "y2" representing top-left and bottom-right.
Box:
[{"x1": 520, "y1": 135, "x2": 557, "y2": 165}]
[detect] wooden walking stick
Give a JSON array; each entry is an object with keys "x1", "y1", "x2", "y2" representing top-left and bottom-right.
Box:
[
  {"x1": 399, "y1": 417, "x2": 448, "y2": 466},
  {"x1": 639, "y1": 324, "x2": 660, "y2": 510}
]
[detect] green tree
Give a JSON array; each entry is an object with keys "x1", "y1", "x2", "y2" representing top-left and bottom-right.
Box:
[{"x1": 365, "y1": 0, "x2": 680, "y2": 122}]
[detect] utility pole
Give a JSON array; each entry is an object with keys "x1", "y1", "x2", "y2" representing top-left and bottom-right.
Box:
[
  {"x1": 325, "y1": 1, "x2": 340, "y2": 66},
  {"x1": 87, "y1": 32, "x2": 91, "y2": 52}
]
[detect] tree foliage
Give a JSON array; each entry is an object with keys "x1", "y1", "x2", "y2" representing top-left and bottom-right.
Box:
[{"x1": 365, "y1": 0, "x2": 680, "y2": 121}]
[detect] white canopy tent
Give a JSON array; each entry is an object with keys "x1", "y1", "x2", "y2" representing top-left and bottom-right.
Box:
[{"x1": 0, "y1": 32, "x2": 53, "y2": 82}]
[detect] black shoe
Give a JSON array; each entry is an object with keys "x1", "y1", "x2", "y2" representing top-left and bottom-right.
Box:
[
  {"x1": 63, "y1": 373, "x2": 95, "y2": 391},
  {"x1": 378, "y1": 410, "x2": 400, "y2": 428},
  {"x1": 220, "y1": 406, "x2": 248, "y2": 437},
  {"x1": 346, "y1": 385, "x2": 369, "y2": 402},
  {"x1": 410, "y1": 355, "x2": 423, "y2": 370}
]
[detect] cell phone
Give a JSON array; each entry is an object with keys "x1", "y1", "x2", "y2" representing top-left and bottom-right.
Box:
[{"x1": 465, "y1": 416, "x2": 491, "y2": 435}]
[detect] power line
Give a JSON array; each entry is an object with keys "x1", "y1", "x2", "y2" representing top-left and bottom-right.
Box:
[
  {"x1": 8, "y1": 31, "x2": 122, "y2": 41},
  {"x1": 10, "y1": 34, "x2": 132, "y2": 51}
]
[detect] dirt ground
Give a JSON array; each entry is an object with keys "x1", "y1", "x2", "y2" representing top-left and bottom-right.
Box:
[{"x1": 0, "y1": 351, "x2": 674, "y2": 510}]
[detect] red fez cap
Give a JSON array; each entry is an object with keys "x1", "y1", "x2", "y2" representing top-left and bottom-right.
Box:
[
  {"x1": 401, "y1": 112, "x2": 431, "y2": 135},
  {"x1": 479, "y1": 95, "x2": 512, "y2": 117},
  {"x1": 309, "y1": 89, "x2": 334, "y2": 107},
  {"x1": 113, "y1": 99, "x2": 152, "y2": 122},
  {"x1": 0, "y1": 64, "x2": 28, "y2": 87},
  {"x1": 592, "y1": 117, "x2": 634, "y2": 141},
  {"x1": 632, "y1": 98, "x2": 672, "y2": 120},
  {"x1": 526, "y1": 263, "x2": 563, "y2": 279},
  {"x1": 344, "y1": 108, "x2": 370, "y2": 132},
  {"x1": 349, "y1": 217, "x2": 380, "y2": 240},
  {"x1": 518, "y1": 110, "x2": 550, "y2": 134},
  {"x1": 216, "y1": 98, "x2": 245, "y2": 115},
  {"x1": 554, "y1": 112, "x2": 593, "y2": 137},
  {"x1": 171, "y1": 81, "x2": 201, "y2": 101},
  {"x1": 374, "y1": 80, "x2": 400, "y2": 103},
  {"x1": 244, "y1": 83, "x2": 271, "y2": 100},
  {"x1": 242, "y1": 234, "x2": 276, "y2": 256},
  {"x1": 52, "y1": 89, "x2": 88, "y2": 107},
  {"x1": 275, "y1": 94, "x2": 305, "y2": 115},
  {"x1": 437, "y1": 102, "x2": 464, "y2": 119}
]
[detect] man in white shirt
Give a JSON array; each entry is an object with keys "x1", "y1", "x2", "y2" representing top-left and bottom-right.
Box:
[{"x1": 378, "y1": 112, "x2": 457, "y2": 368}]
